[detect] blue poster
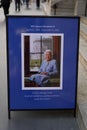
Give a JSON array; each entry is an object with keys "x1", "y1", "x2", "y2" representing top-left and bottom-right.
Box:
[{"x1": 7, "y1": 16, "x2": 80, "y2": 110}]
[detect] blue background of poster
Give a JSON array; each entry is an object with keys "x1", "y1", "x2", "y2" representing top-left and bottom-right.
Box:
[{"x1": 7, "y1": 16, "x2": 79, "y2": 109}]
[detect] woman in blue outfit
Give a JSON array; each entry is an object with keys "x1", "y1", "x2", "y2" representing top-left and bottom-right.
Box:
[{"x1": 29, "y1": 49, "x2": 58, "y2": 87}]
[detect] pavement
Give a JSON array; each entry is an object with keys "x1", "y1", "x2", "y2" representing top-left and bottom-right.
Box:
[
  {"x1": 0, "y1": 1, "x2": 45, "y2": 21},
  {"x1": 0, "y1": 1, "x2": 80, "y2": 130}
]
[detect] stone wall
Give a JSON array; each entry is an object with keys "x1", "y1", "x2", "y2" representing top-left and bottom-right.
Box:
[
  {"x1": 51, "y1": 0, "x2": 87, "y2": 16},
  {"x1": 51, "y1": 0, "x2": 75, "y2": 16},
  {"x1": 74, "y1": 0, "x2": 87, "y2": 16},
  {"x1": 42, "y1": 0, "x2": 51, "y2": 15}
]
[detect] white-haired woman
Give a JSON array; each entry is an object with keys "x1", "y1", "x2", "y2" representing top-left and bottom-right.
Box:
[{"x1": 29, "y1": 49, "x2": 58, "y2": 87}]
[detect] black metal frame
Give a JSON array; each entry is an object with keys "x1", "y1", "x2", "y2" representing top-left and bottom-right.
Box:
[
  {"x1": 6, "y1": 17, "x2": 11, "y2": 120},
  {"x1": 6, "y1": 16, "x2": 80, "y2": 119}
]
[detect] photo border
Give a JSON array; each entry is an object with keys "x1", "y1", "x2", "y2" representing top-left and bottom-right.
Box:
[{"x1": 21, "y1": 33, "x2": 64, "y2": 90}]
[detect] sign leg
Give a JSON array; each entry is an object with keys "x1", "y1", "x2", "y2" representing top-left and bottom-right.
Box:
[{"x1": 8, "y1": 110, "x2": 11, "y2": 120}]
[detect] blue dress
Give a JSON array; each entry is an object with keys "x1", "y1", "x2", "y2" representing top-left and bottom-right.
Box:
[{"x1": 29, "y1": 59, "x2": 58, "y2": 87}]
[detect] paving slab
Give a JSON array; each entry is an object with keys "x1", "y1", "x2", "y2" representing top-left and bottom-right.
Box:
[
  {"x1": 77, "y1": 19, "x2": 87, "y2": 130},
  {"x1": 78, "y1": 62, "x2": 87, "y2": 130},
  {"x1": 79, "y1": 36, "x2": 87, "y2": 68}
]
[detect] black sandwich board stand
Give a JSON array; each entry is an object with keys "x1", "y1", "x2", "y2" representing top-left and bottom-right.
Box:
[{"x1": 6, "y1": 16, "x2": 80, "y2": 119}]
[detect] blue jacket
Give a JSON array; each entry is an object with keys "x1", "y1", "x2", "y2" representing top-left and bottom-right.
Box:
[
  {"x1": 39, "y1": 59, "x2": 58, "y2": 76},
  {"x1": 29, "y1": 59, "x2": 58, "y2": 87}
]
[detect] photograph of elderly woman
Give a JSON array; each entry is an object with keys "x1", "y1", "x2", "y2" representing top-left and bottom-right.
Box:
[{"x1": 23, "y1": 35, "x2": 62, "y2": 88}]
